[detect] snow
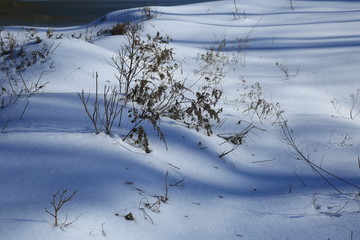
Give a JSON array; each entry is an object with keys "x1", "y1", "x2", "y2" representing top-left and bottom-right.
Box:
[{"x1": 1, "y1": 0, "x2": 360, "y2": 239}]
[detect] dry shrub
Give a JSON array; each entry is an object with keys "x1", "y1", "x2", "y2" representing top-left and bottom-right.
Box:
[{"x1": 111, "y1": 23, "x2": 129, "y2": 35}]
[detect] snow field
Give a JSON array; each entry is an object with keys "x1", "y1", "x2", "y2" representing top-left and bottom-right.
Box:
[{"x1": 0, "y1": 0, "x2": 360, "y2": 239}]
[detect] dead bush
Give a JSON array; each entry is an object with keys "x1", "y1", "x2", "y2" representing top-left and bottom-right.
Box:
[{"x1": 111, "y1": 23, "x2": 129, "y2": 35}]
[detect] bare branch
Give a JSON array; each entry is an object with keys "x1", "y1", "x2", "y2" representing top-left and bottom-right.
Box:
[
  {"x1": 281, "y1": 123, "x2": 360, "y2": 194},
  {"x1": 45, "y1": 189, "x2": 77, "y2": 227}
]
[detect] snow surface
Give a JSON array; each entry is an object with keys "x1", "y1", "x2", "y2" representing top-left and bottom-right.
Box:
[{"x1": 1, "y1": 0, "x2": 360, "y2": 239}]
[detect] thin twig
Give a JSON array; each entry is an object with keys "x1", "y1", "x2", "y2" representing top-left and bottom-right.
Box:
[
  {"x1": 19, "y1": 100, "x2": 29, "y2": 120},
  {"x1": 101, "y1": 222, "x2": 106, "y2": 237},
  {"x1": 251, "y1": 159, "x2": 275, "y2": 164},
  {"x1": 293, "y1": 170, "x2": 306, "y2": 186},
  {"x1": 1, "y1": 118, "x2": 10, "y2": 133},
  {"x1": 138, "y1": 198, "x2": 154, "y2": 224},
  {"x1": 168, "y1": 162, "x2": 180, "y2": 170},
  {"x1": 164, "y1": 171, "x2": 169, "y2": 201},
  {"x1": 281, "y1": 123, "x2": 360, "y2": 194},
  {"x1": 61, "y1": 211, "x2": 85, "y2": 228},
  {"x1": 170, "y1": 179, "x2": 185, "y2": 187}
]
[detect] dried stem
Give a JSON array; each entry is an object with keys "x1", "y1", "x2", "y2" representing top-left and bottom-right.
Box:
[{"x1": 281, "y1": 123, "x2": 360, "y2": 194}]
